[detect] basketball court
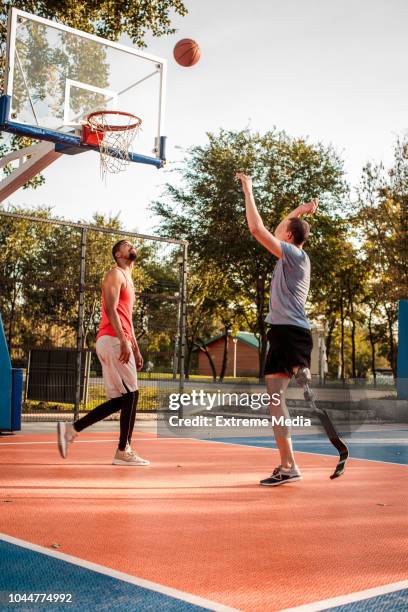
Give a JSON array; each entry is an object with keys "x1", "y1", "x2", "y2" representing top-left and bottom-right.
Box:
[
  {"x1": 0, "y1": 4, "x2": 407, "y2": 612},
  {"x1": 1, "y1": 421, "x2": 407, "y2": 611}
]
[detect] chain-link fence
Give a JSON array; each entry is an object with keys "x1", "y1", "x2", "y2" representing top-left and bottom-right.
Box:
[{"x1": 0, "y1": 211, "x2": 187, "y2": 420}]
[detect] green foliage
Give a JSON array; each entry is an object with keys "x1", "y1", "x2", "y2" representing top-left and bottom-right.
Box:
[
  {"x1": 152, "y1": 128, "x2": 348, "y2": 376},
  {"x1": 152, "y1": 127, "x2": 405, "y2": 379},
  {"x1": 353, "y1": 136, "x2": 408, "y2": 376},
  {"x1": 0, "y1": 1, "x2": 188, "y2": 51},
  {"x1": 0, "y1": 207, "x2": 181, "y2": 372},
  {"x1": 357, "y1": 137, "x2": 408, "y2": 302}
]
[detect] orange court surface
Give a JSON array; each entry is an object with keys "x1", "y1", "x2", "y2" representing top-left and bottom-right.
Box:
[{"x1": 1, "y1": 423, "x2": 407, "y2": 611}]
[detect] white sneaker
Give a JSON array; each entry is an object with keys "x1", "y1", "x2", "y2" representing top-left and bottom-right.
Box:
[
  {"x1": 125, "y1": 443, "x2": 151, "y2": 465},
  {"x1": 112, "y1": 448, "x2": 150, "y2": 466},
  {"x1": 57, "y1": 422, "x2": 77, "y2": 459}
]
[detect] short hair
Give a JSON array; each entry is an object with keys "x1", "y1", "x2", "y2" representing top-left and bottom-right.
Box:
[
  {"x1": 288, "y1": 218, "x2": 310, "y2": 246},
  {"x1": 112, "y1": 239, "x2": 128, "y2": 262}
]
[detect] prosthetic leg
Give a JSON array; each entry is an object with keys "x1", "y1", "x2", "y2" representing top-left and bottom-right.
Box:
[{"x1": 295, "y1": 367, "x2": 349, "y2": 479}]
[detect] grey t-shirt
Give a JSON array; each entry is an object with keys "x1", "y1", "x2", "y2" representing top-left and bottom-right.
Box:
[{"x1": 265, "y1": 241, "x2": 311, "y2": 329}]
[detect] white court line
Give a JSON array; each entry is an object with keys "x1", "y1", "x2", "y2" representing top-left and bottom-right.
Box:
[
  {"x1": 1, "y1": 436, "x2": 407, "y2": 467},
  {"x1": 278, "y1": 579, "x2": 408, "y2": 611},
  {"x1": 0, "y1": 437, "x2": 180, "y2": 446},
  {"x1": 274, "y1": 438, "x2": 408, "y2": 445},
  {"x1": 0, "y1": 439, "x2": 118, "y2": 445},
  {"x1": 0, "y1": 533, "x2": 239, "y2": 612},
  {"x1": 190, "y1": 437, "x2": 408, "y2": 467}
]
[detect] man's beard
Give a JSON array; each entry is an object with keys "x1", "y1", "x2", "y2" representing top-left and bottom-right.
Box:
[{"x1": 128, "y1": 252, "x2": 137, "y2": 261}]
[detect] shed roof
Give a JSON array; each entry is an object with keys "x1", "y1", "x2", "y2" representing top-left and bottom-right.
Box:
[{"x1": 197, "y1": 331, "x2": 259, "y2": 350}]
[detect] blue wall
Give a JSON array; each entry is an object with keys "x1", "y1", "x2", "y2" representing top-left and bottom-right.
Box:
[
  {"x1": 397, "y1": 300, "x2": 408, "y2": 400},
  {"x1": 0, "y1": 313, "x2": 12, "y2": 430}
]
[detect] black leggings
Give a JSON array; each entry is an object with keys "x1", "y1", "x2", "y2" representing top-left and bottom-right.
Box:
[{"x1": 73, "y1": 390, "x2": 139, "y2": 451}]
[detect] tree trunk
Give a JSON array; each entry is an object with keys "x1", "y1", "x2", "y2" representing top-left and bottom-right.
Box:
[
  {"x1": 7, "y1": 274, "x2": 20, "y2": 349},
  {"x1": 340, "y1": 292, "x2": 345, "y2": 380},
  {"x1": 348, "y1": 289, "x2": 356, "y2": 379},
  {"x1": 218, "y1": 325, "x2": 230, "y2": 382},
  {"x1": 195, "y1": 339, "x2": 217, "y2": 382},
  {"x1": 325, "y1": 318, "x2": 336, "y2": 366},
  {"x1": 367, "y1": 308, "x2": 376, "y2": 383},
  {"x1": 351, "y1": 318, "x2": 356, "y2": 379},
  {"x1": 385, "y1": 306, "x2": 397, "y2": 377},
  {"x1": 184, "y1": 339, "x2": 193, "y2": 379}
]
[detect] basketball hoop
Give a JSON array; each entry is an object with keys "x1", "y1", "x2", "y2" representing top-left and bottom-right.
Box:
[{"x1": 83, "y1": 111, "x2": 142, "y2": 178}]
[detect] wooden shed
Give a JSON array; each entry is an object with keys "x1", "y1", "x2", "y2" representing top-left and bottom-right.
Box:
[
  {"x1": 197, "y1": 327, "x2": 326, "y2": 379},
  {"x1": 197, "y1": 332, "x2": 259, "y2": 377}
]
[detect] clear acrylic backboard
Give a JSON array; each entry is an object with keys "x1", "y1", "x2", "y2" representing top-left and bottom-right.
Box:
[{"x1": 2, "y1": 8, "x2": 166, "y2": 164}]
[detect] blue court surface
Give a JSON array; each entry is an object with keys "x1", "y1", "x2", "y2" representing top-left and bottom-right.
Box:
[
  {"x1": 0, "y1": 537, "x2": 218, "y2": 612},
  {"x1": 211, "y1": 427, "x2": 408, "y2": 466},
  {"x1": 1, "y1": 534, "x2": 407, "y2": 612},
  {"x1": 0, "y1": 536, "x2": 408, "y2": 612}
]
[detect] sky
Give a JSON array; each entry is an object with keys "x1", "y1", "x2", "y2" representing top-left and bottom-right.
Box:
[{"x1": 4, "y1": 0, "x2": 408, "y2": 235}]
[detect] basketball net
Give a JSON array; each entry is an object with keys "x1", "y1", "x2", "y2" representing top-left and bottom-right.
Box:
[{"x1": 85, "y1": 111, "x2": 142, "y2": 180}]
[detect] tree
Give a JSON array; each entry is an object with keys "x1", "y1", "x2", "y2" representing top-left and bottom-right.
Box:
[
  {"x1": 152, "y1": 128, "x2": 348, "y2": 376},
  {"x1": 356, "y1": 136, "x2": 408, "y2": 377},
  {"x1": 183, "y1": 259, "x2": 247, "y2": 381},
  {"x1": 182, "y1": 262, "x2": 230, "y2": 381},
  {"x1": 135, "y1": 248, "x2": 181, "y2": 370},
  {"x1": 0, "y1": 206, "x2": 183, "y2": 372},
  {"x1": 0, "y1": 1, "x2": 188, "y2": 52},
  {"x1": 0, "y1": 205, "x2": 53, "y2": 348}
]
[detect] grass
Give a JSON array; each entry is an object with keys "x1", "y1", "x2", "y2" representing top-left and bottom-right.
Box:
[
  {"x1": 22, "y1": 383, "x2": 179, "y2": 414},
  {"x1": 137, "y1": 372, "x2": 261, "y2": 384},
  {"x1": 21, "y1": 373, "x2": 397, "y2": 415}
]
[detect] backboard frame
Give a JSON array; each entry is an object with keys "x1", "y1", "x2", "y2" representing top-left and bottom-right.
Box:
[{"x1": 0, "y1": 7, "x2": 167, "y2": 168}]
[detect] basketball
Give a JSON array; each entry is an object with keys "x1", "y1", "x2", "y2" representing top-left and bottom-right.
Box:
[{"x1": 173, "y1": 38, "x2": 201, "y2": 67}]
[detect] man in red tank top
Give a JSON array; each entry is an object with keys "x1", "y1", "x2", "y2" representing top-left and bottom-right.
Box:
[{"x1": 57, "y1": 240, "x2": 150, "y2": 466}]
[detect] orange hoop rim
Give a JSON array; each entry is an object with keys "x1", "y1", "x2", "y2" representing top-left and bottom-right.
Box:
[{"x1": 87, "y1": 110, "x2": 142, "y2": 132}]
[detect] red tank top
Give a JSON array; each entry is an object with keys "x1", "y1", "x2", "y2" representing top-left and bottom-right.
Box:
[{"x1": 97, "y1": 268, "x2": 135, "y2": 340}]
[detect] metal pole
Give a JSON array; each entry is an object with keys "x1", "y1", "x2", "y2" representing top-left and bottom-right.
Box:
[
  {"x1": 74, "y1": 228, "x2": 87, "y2": 420},
  {"x1": 0, "y1": 210, "x2": 185, "y2": 245},
  {"x1": 172, "y1": 257, "x2": 182, "y2": 381},
  {"x1": 178, "y1": 244, "x2": 187, "y2": 417},
  {"x1": 172, "y1": 329, "x2": 179, "y2": 381}
]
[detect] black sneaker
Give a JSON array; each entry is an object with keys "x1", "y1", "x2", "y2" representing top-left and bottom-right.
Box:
[{"x1": 260, "y1": 465, "x2": 302, "y2": 486}]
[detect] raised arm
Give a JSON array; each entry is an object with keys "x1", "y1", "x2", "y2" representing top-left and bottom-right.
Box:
[
  {"x1": 236, "y1": 172, "x2": 283, "y2": 258},
  {"x1": 275, "y1": 199, "x2": 318, "y2": 240}
]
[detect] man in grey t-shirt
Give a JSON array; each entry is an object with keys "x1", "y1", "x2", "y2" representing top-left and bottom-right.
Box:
[
  {"x1": 266, "y1": 240, "x2": 311, "y2": 329},
  {"x1": 236, "y1": 172, "x2": 318, "y2": 487}
]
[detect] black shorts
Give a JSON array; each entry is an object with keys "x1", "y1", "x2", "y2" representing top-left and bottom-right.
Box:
[{"x1": 264, "y1": 324, "x2": 313, "y2": 376}]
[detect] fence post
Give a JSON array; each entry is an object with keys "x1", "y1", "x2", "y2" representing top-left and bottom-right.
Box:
[
  {"x1": 74, "y1": 228, "x2": 87, "y2": 420},
  {"x1": 173, "y1": 255, "x2": 183, "y2": 381},
  {"x1": 178, "y1": 243, "x2": 188, "y2": 415}
]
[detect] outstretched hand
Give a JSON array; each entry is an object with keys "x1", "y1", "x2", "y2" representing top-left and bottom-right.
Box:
[
  {"x1": 235, "y1": 172, "x2": 253, "y2": 193},
  {"x1": 301, "y1": 198, "x2": 319, "y2": 215}
]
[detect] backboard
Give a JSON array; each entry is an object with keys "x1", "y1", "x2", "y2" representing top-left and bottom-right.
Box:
[{"x1": 1, "y1": 8, "x2": 167, "y2": 167}]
